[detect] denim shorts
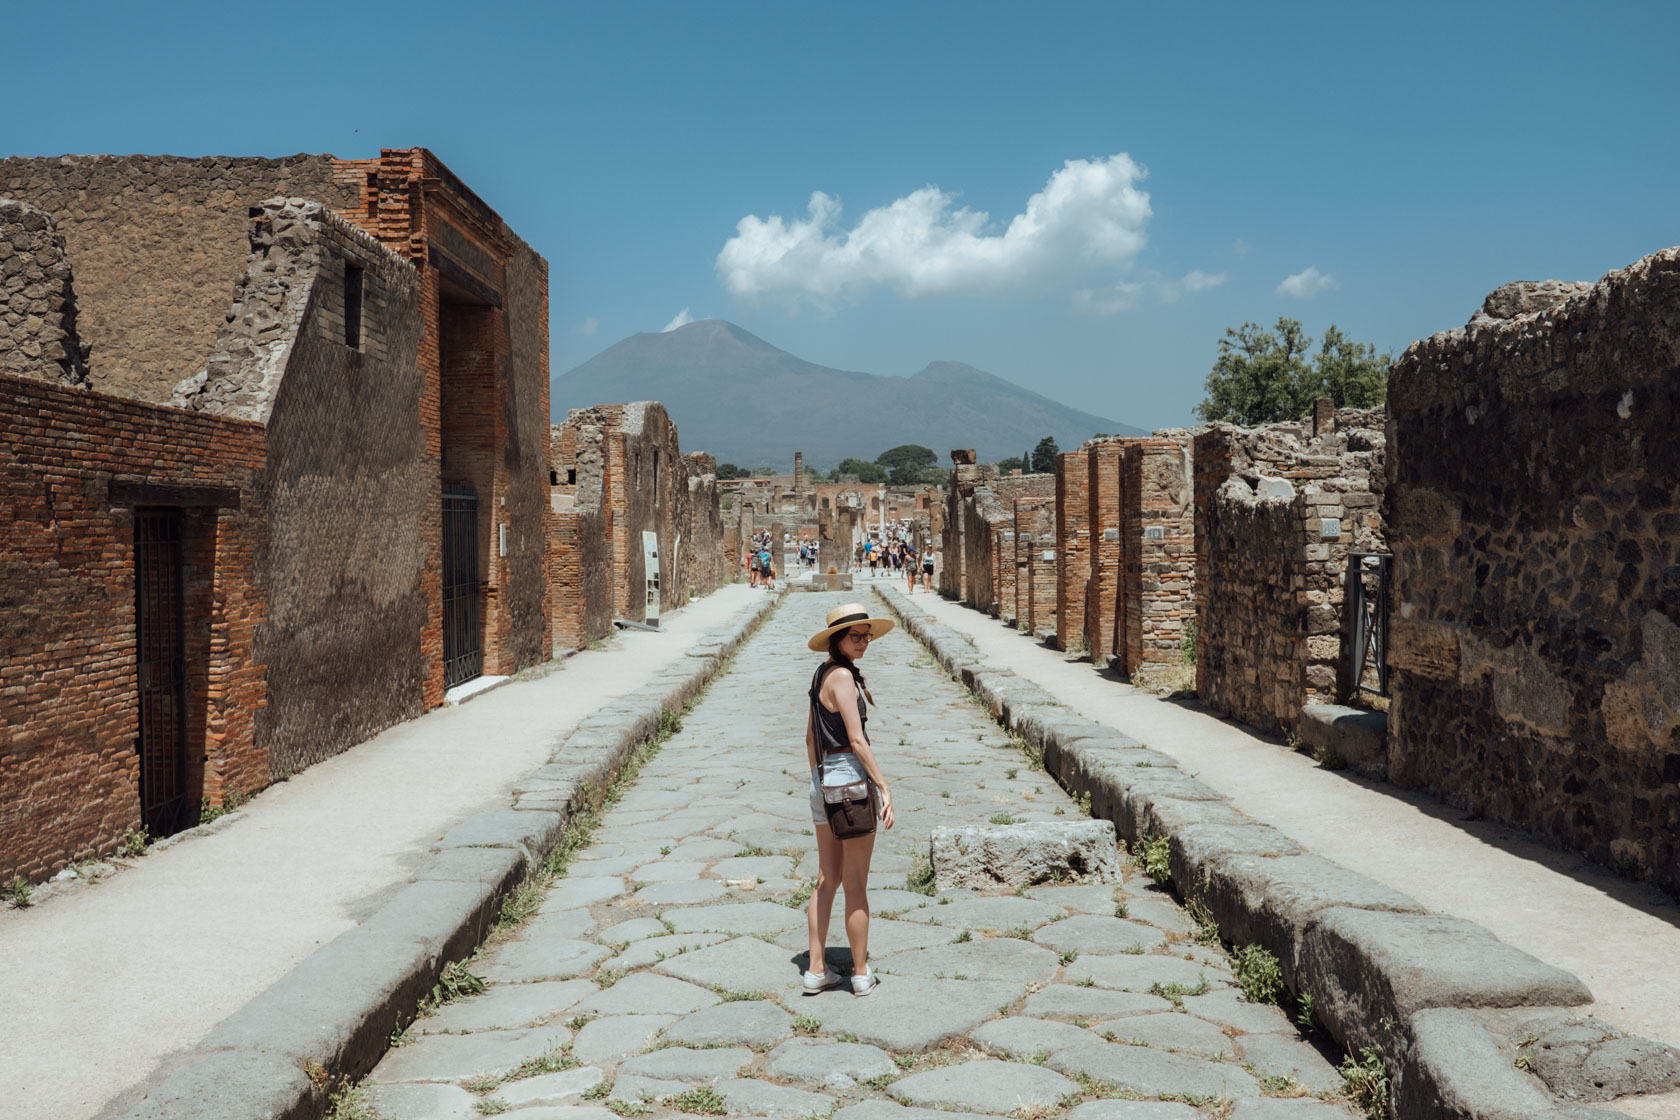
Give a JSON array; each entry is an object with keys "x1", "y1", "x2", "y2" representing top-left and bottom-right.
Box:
[{"x1": 810, "y1": 753, "x2": 868, "y2": 826}]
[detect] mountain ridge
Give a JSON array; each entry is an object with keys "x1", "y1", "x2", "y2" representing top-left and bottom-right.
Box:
[{"x1": 552, "y1": 320, "x2": 1145, "y2": 467}]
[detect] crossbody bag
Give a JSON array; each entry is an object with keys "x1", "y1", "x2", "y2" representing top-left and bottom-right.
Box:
[{"x1": 809, "y1": 664, "x2": 877, "y2": 839}]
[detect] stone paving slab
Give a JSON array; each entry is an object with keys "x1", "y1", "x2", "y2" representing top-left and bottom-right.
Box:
[
  {"x1": 873, "y1": 936, "x2": 1061, "y2": 983},
  {"x1": 766, "y1": 1039, "x2": 897, "y2": 1087},
  {"x1": 572, "y1": 972, "x2": 719, "y2": 1017},
  {"x1": 618, "y1": 1045, "x2": 754, "y2": 1081},
  {"x1": 1022, "y1": 984, "x2": 1174, "y2": 1020},
  {"x1": 892, "y1": 1059, "x2": 1078, "y2": 1113},
  {"x1": 779, "y1": 977, "x2": 1027, "y2": 1050},
  {"x1": 498, "y1": 1066, "x2": 606, "y2": 1108},
  {"x1": 1049, "y1": 1040, "x2": 1263, "y2": 1098},
  {"x1": 1030, "y1": 914, "x2": 1169, "y2": 954},
  {"x1": 572, "y1": 1014, "x2": 679, "y2": 1063},
  {"x1": 367, "y1": 1026, "x2": 571, "y2": 1083},
  {"x1": 653, "y1": 935, "x2": 803, "y2": 992},
  {"x1": 969, "y1": 1015, "x2": 1109, "y2": 1058},
  {"x1": 364, "y1": 1081, "x2": 480, "y2": 1119},
  {"x1": 665, "y1": 999, "x2": 794, "y2": 1047},
  {"x1": 1096, "y1": 1011, "x2": 1235, "y2": 1056},
  {"x1": 665, "y1": 901, "x2": 808, "y2": 936},
  {"x1": 418, "y1": 978, "x2": 596, "y2": 1034},
  {"x1": 717, "y1": 1077, "x2": 837, "y2": 1118}
]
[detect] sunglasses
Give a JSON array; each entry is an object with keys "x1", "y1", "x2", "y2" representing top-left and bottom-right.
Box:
[{"x1": 844, "y1": 628, "x2": 873, "y2": 641}]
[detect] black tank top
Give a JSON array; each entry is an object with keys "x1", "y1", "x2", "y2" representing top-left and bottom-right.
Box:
[{"x1": 810, "y1": 662, "x2": 867, "y2": 756}]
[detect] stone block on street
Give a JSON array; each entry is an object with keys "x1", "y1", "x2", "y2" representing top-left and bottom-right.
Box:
[
  {"x1": 766, "y1": 1039, "x2": 897, "y2": 1088},
  {"x1": 367, "y1": 1025, "x2": 570, "y2": 1084},
  {"x1": 931, "y1": 820, "x2": 1120, "y2": 889},
  {"x1": 892, "y1": 1060, "x2": 1078, "y2": 1112},
  {"x1": 571, "y1": 1014, "x2": 679, "y2": 1064}
]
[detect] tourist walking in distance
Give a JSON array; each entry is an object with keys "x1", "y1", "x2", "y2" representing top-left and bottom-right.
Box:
[
  {"x1": 803, "y1": 603, "x2": 895, "y2": 996},
  {"x1": 903, "y1": 542, "x2": 918, "y2": 594},
  {"x1": 921, "y1": 549, "x2": 935, "y2": 593}
]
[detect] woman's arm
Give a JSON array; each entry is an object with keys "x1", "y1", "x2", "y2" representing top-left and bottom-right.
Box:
[
  {"x1": 805, "y1": 701, "x2": 817, "y2": 773},
  {"x1": 827, "y1": 671, "x2": 894, "y2": 829}
]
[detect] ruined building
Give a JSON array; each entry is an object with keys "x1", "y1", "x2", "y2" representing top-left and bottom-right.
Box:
[
  {"x1": 548, "y1": 403, "x2": 726, "y2": 650},
  {"x1": 0, "y1": 150, "x2": 551, "y2": 884},
  {"x1": 1192, "y1": 405, "x2": 1385, "y2": 733},
  {"x1": 1386, "y1": 256, "x2": 1680, "y2": 893}
]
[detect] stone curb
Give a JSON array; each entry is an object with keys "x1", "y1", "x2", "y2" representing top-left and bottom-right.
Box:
[
  {"x1": 873, "y1": 585, "x2": 1666, "y2": 1120},
  {"x1": 108, "y1": 590, "x2": 785, "y2": 1120}
]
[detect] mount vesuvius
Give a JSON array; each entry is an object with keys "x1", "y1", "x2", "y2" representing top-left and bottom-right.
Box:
[{"x1": 552, "y1": 320, "x2": 1142, "y2": 468}]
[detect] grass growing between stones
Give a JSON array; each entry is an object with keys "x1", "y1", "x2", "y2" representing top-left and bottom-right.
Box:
[
  {"x1": 2, "y1": 877, "x2": 32, "y2": 908},
  {"x1": 666, "y1": 1086, "x2": 728, "y2": 1114},
  {"x1": 1233, "y1": 945, "x2": 1283, "y2": 1004},
  {"x1": 1339, "y1": 1046, "x2": 1391, "y2": 1118},
  {"x1": 1147, "y1": 976, "x2": 1209, "y2": 1009},
  {"x1": 1132, "y1": 836, "x2": 1172, "y2": 887},
  {"x1": 905, "y1": 853, "x2": 937, "y2": 896},
  {"x1": 324, "y1": 1083, "x2": 389, "y2": 1120}
]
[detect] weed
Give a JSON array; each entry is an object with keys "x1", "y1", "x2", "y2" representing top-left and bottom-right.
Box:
[
  {"x1": 1022, "y1": 1050, "x2": 1049, "y2": 1067},
  {"x1": 324, "y1": 1083, "x2": 387, "y2": 1120},
  {"x1": 735, "y1": 846, "x2": 772, "y2": 858},
  {"x1": 595, "y1": 968, "x2": 626, "y2": 989},
  {"x1": 1054, "y1": 807, "x2": 1066, "y2": 816},
  {"x1": 893, "y1": 1053, "x2": 915, "y2": 1070},
  {"x1": 463, "y1": 1075, "x2": 501, "y2": 1093},
  {"x1": 1005, "y1": 767, "x2": 1018, "y2": 779},
  {"x1": 1075, "y1": 977, "x2": 1096, "y2": 987},
  {"x1": 475, "y1": 1099, "x2": 509, "y2": 1115},
  {"x1": 864, "y1": 1073, "x2": 897, "y2": 1090},
  {"x1": 1313, "y1": 742, "x2": 1348, "y2": 771},
  {"x1": 661, "y1": 846, "x2": 673, "y2": 856},
  {"x1": 836, "y1": 1032, "x2": 860, "y2": 1043},
  {"x1": 1514, "y1": 1049, "x2": 1535, "y2": 1072},
  {"x1": 1077, "y1": 792, "x2": 1093, "y2": 815},
  {"x1": 1134, "y1": 836, "x2": 1172, "y2": 887},
  {"x1": 1113, "y1": 901, "x2": 1130, "y2": 919},
  {"x1": 567, "y1": 1013, "x2": 596, "y2": 1031},
  {"x1": 952, "y1": 929, "x2": 972, "y2": 944},
  {"x1": 1147, "y1": 976, "x2": 1208, "y2": 1009},
  {"x1": 666, "y1": 1086, "x2": 727, "y2": 1115},
  {"x1": 1187, "y1": 902, "x2": 1220, "y2": 947},
  {"x1": 121, "y1": 826, "x2": 150, "y2": 857},
  {"x1": 1234, "y1": 945, "x2": 1283, "y2": 1004},
  {"x1": 905, "y1": 854, "x2": 937, "y2": 896},
  {"x1": 606, "y1": 1100, "x2": 651, "y2": 1117},
  {"x1": 989, "y1": 813, "x2": 1019, "y2": 825},
  {"x1": 1058, "y1": 949, "x2": 1079, "y2": 965},
  {"x1": 786, "y1": 879, "x2": 814, "y2": 909},
  {"x1": 1002, "y1": 925, "x2": 1035, "y2": 940},
  {"x1": 418, "y1": 960, "x2": 486, "y2": 1016},
  {"x1": 507, "y1": 1049, "x2": 579, "y2": 1080},
  {"x1": 1339, "y1": 1047, "x2": 1391, "y2": 1118},
  {"x1": 1295, "y1": 993, "x2": 1318, "y2": 1032},
  {"x1": 583, "y1": 1081, "x2": 612, "y2": 1100},
  {"x1": 1069, "y1": 1070, "x2": 1141, "y2": 1100},
  {"x1": 1256, "y1": 1070, "x2": 1299, "y2": 1094},
  {"x1": 3, "y1": 877, "x2": 32, "y2": 908},
  {"x1": 718, "y1": 989, "x2": 768, "y2": 1002},
  {"x1": 792, "y1": 1014, "x2": 821, "y2": 1035},
  {"x1": 1179, "y1": 620, "x2": 1197, "y2": 668},
  {"x1": 941, "y1": 791, "x2": 951, "y2": 799},
  {"x1": 657, "y1": 707, "x2": 684, "y2": 739}
]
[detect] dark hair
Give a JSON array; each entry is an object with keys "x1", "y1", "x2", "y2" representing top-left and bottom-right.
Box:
[{"x1": 826, "y1": 630, "x2": 873, "y2": 705}]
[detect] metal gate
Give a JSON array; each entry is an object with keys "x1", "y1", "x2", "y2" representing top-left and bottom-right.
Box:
[
  {"x1": 135, "y1": 510, "x2": 190, "y2": 835},
  {"x1": 1344, "y1": 551, "x2": 1392, "y2": 698},
  {"x1": 442, "y1": 486, "x2": 483, "y2": 688}
]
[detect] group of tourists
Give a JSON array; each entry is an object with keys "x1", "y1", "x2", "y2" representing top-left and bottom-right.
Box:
[
  {"x1": 853, "y1": 535, "x2": 934, "y2": 593},
  {"x1": 743, "y1": 531, "x2": 777, "y2": 589}
]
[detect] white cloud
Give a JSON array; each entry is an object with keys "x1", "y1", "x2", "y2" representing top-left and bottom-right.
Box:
[
  {"x1": 573, "y1": 315, "x2": 599, "y2": 336},
  {"x1": 1276, "y1": 267, "x2": 1339, "y2": 300},
  {"x1": 1074, "y1": 269, "x2": 1226, "y2": 314},
  {"x1": 660, "y1": 307, "x2": 694, "y2": 332},
  {"x1": 716, "y1": 154, "x2": 1152, "y2": 309}
]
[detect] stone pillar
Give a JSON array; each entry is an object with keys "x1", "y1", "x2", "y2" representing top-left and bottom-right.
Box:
[
  {"x1": 1313, "y1": 397, "x2": 1335, "y2": 438},
  {"x1": 793, "y1": 452, "x2": 804, "y2": 501},
  {"x1": 1086, "y1": 442, "x2": 1124, "y2": 663},
  {"x1": 0, "y1": 201, "x2": 90, "y2": 388},
  {"x1": 1054, "y1": 451, "x2": 1090, "y2": 651}
]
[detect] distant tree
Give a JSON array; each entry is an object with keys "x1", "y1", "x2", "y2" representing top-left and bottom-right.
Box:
[
  {"x1": 1196, "y1": 318, "x2": 1390, "y2": 425},
  {"x1": 805, "y1": 464, "x2": 824, "y2": 481},
  {"x1": 901, "y1": 464, "x2": 950, "y2": 487},
  {"x1": 875, "y1": 444, "x2": 938, "y2": 485},
  {"x1": 995, "y1": 455, "x2": 1027, "y2": 474},
  {"x1": 751, "y1": 465, "x2": 778, "y2": 477},
  {"x1": 716, "y1": 462, "x2": 749, "y2": 480},
  {"x1": 1030, "y1": 436, "x2": 1060, "y2": 475},
  {"x1": 834, "y1": 457, "x2": 888, "y2": 484}
]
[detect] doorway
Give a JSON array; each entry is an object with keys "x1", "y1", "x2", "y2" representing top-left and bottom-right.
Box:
[{"x1": 135, "y1": 510, "x2": 190, "y2": 835}]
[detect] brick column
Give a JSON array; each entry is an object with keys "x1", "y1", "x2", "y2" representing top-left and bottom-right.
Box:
[{"x1": 1054, "y1": 451, "x2": 1090, "y2": 652}]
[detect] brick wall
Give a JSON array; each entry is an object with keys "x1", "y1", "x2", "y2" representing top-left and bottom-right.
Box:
[
  {"x1": 0, "y1": 374, "x2": 265, "y2": 883},
  {"x1": 0, "y1": 154, "x2": 354, "y2": 401},
  {"x1": 1055, "y1": 450, "x2": 1090, "y2": 651},
  {"x1": 1013, "y1": 497, "x2": 1056, "y2": 632},
  {"x1": 1386, "y1": 254, "x2": 1680, "y2": 892},
  {"x1": 1085, "y1": 443, "x2": 1124, "y2": 661},
  {"x1": 1194, "y1": 414, "x2": 1385, "y2": 733},
  {"x1": 1119, "y1": 438, "x2": 1196, "y2": 674}
]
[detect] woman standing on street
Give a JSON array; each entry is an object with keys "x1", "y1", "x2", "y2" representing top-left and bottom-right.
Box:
[{"x1": 802, "y1": 603, "x2": 895, "y2": 996}]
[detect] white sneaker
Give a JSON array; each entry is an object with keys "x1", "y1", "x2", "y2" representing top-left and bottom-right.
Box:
[
  {"x1": 851, "y1": 970, "x2": 881, "y2": 996},
  {"x1": 802, "y1": 968, "x2": 844, "y2": 995}
]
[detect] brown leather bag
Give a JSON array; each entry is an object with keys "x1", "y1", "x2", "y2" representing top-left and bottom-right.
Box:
[{"x1": 810, "y1": 664, "x2": 877, "y2": 839}]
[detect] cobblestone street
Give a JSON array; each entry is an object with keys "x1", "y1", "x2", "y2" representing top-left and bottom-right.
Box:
[{"x1": 364, "y1": 592, "x2": 1355, "y2": 1119}]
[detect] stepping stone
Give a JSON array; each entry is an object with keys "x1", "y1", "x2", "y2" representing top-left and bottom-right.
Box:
[
  {"x1": 766, "y1": 1039, "x2": 897, "y2": 1088},
  {"x1": 598, "y1": 918, "x2": 672, "y2": 946},
  {"x1": 777, "y1": 976, "x2": 1025, "y2": 1051},
  {"x1": 419, "y1": 979, "x2": 596, "y2": 1033},
  {"x1": 1179, "y1": 989, "x2": 1293, "y2": 1034},
  {"x1": 873, "y1": 937, "x2": 1061, "y2": 983},
  {"x1": 572, "y1": 1015, "x2": 680, "y2": 1063},
  {"x1": 1062, "y1": 955, "x2": 1225, "y2": 993},
  {"x1": 609, "y1": 932, "x2": 730, "y2": 971},
  {"x1": 499, "y1": 1066, "x2": 606, "y2": 1108},
  {"x1": 1030, "y1": 915, "x2": 1168, "y2": 955},
  {"x1": 970, "y1": 1016, "x2": 1107, "y2": 1060},
  {"x1": 711, "y1": 856, "x2": 795, "y2": 880},
  {"x1": 835, "y1": 1101, "x2": 995, "y2": 1120},
  {"x1": 1069, "y1": 1102, "x2": 1201, "y2": 1120},
  {"x1": 1025, "y1": 884, "x2": 1126, "y2": 914},
  {"x1": 654, "y1": 936, "x2": 802, "y2": 993},
  {"x1": 573, "y1": 973, "x2": 720, "y2": 1016},
  {"x1": 666, "y1": 901, "x2": 807, "y2": 936},
  {"x1": 1118, "y1": 897, "x2": 1192, "y2": 935},
  {"x1": 619, "y1": 1045, "x2": 754, "y2": 1082},
  {"x1": 544, "y1": 877, "x2": 628, "y2": 909},
  {"x1": 480, "y1": 938, "x2": 611, "y2": 984},
  {"x1": 900, "y1": 896, "x2": 1063, "y2": 931},
  {"x1": 637, "y1": 880, "x2": 728, "y2": 904},
  {"x1": 1096, "y1": 1013, "x2": 1235, "y2": 1057},
  {"x1": 638, "y1": 859, "x2": 709, "y2": 882},
  {"x1": 667, "y1": 1000, "x2": 794, "y2": 1048},
  {"x1": 717, "y1": 1077, "x2": 836, "y2": 1119},
  {"x1": 1234, "y1": 1034, "x2": 1345, "y2": 1094},
  {"x1": 364, "y1": 1082, "x2": 477, "y2": 1119},
  {"x1": 1229, "y1": 1100, "x2": 1355, "y2": 1119},
  {"x1": 1049, "y1": 1041, "x2": 1261, "y2": 1099},
  {"x1": 522, "y1": 908, "x2": 599, "y2": 942},
  {"x1": 1022, "y1": 984, "x2": 1173, "y2": 1020},
  {"x1": 367, "y1": 1026, "x2": 570, "y2": 1083},
  {"x1": 892, "y1": 1059, "x2": 1078, "y2": 1113}
]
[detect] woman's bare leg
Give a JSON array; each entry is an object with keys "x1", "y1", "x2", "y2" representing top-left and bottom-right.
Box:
[
  {"x1": 807, "y1": 823, "x2": 844, "y2": 972},
  {"x1": 840, "y1": 830, "x2": 877, "y2": 974}
]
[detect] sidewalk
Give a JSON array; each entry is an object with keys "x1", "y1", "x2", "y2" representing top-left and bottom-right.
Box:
[
  {"x1": 0, "y1": 583, "x2": 763, "y2": 1120},
  {"x1": 907, "y1": 591, "x2": 1680, "y2": 1057}
]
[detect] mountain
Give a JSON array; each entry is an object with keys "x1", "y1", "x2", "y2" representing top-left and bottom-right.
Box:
[{"x1": 552, "y1": 320, "x2": 1145, "y2": 467}]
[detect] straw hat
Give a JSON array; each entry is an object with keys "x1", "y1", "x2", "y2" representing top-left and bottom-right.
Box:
[{"x1": 807, "y1": 602, "x2": 896, "y2": 652}]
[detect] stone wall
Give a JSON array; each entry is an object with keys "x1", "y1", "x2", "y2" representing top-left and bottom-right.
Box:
[
  {"x1": 1194, "y1": 411, "x2": 1385, "y2": 734},
  {"x1": 1054, "y1": 450, "x2": 1090, "y2": 650},
  {"x1": 1118, "y1": 437, "x2": 1196, "y2": 674},
  {"x1": 0, "y1": 201, "x2": 89, "y2": 387},
  {"x1": 961, "y1": 475, "x2": 1054, "y2": 617},
  {"x1": 1084, "y1": 442, "x2": 1124, "y2": 661},
  {"x1": 0, "y1": 154, "x2": 355, "y2": 401},
  {"x1": 0, "y1": 373, "x2": 266, "y2": 883},
  {"x1": 549, "y1": 421, "x2": 612, "y2": 651},
  {"x1": 1386, "y1": 253, "x2": 1680, "y2": 891},
  {"x1": 1014, "y1": 497, "x2": 1057, "y2": 633},
  {"x1": 941, "y1": 450, "x2": 996, "y2": 599}
]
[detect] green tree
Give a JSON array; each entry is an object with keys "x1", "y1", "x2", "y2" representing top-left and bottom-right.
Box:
[
  {"x1": 716, "y1": 462, "x2": 748, "y2": 480},
  {"x1": 1196, "y1": 318, "x2": 1390, "y2": 424},
  {"x1": 995, "y1": 455, "x2": 1027, "y2": 474},
  {"x1": 1030, "y1": 436, "x2": 1060, "y2": 475},
  {"x1": 833, "y1": 457, "x2": 888, "y2": 484},
  {"x1": 875, "y1": 444, "x2": 938, "y2": 486}
]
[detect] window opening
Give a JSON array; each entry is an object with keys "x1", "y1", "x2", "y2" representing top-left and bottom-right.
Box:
[{"x1": 344, "y1": 264, "x2": 364, "y2": 350}]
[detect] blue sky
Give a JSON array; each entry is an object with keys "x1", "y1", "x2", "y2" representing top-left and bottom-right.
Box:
[{"x1": 7, "y1": 1, "x2": 1677, "y2": 431}]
